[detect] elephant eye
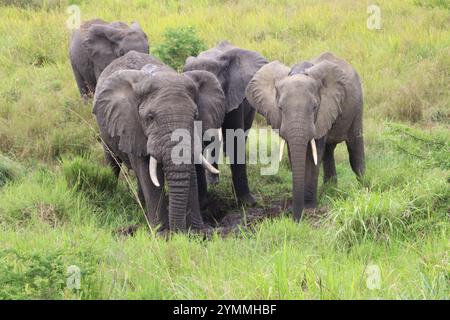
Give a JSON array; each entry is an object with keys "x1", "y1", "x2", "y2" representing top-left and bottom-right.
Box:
[
  {"x1": 313, "y1": 101, "x2": 319, "y2": 112},
  {"x1": 147, "y1": 113, "x2": 154, "y2": 122}
]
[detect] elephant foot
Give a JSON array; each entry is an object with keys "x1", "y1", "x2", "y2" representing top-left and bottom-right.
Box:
[
  {"x1": 156, "y1": 228, "x2": 172, "y2": 239},
  {"x1": 186, "y1": 224, "x2": 215, "y2": 240},
  {"x1": 238, "y1": 193, "x2": 257, "y2": 207},
  {"x1": 304, "y1": 201, "x2": 317, "y2": 209},
  {"x1": 206, "y1": 172, "x2": 220, "y2": 185},
  {"x1": 199, "y1": 195, "x2": 209, "y2": 211},
  {"x1": 323, "y1": 176, "x2": 338, "y2": 185},
  {"x1": 115, "y1": 224, "x2": 140, "y2": 237}
]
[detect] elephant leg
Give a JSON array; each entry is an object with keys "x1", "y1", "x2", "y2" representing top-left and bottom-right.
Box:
[
  {"x1": 187, "y1": 165, "x2": 204, "y2": 230},
  {"x1": 196, "y1": 164, "x2": 208, "y2": 210},
  {"x1": 243, "y1": 100, "x2": 256, "y2": 131},
  {"x1": 323, "y1": 142, "x2": 338, "y2": 184},
  {"x1": 304, "y1": 138, "x2": 326, "y2": 209},
  {"x1": 223, "y1": 105, "x2": 256, "y2": 206},
  {"x1": 136, "y1": 179, "x2": 146, "y2": 209},
  {"x1": 103, "y1": 145, "x2": 121, "y2": 181},
  {"x1": 346, "y1": 112, "x2": 365, "y2": 180},
  {"x1": 129, "y1": 156, "x2": 167, "y2": 230},
  {"x1": 70, "y1": 62, "x2": 92, "y2": 102},
  {"x1": 346, "y1": 135, "x2": 365, "y2": 180}
]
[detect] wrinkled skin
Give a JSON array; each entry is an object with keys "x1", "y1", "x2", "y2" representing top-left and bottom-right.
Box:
[
  {"x1": 183, "y1": 41, "x2": 267, "y2": 208},
  {"x1": 246, "y1": 52, "x2": 365, "y2": 220},
  {"x1": 94, "y1": 51, "x2": 226, "y2": 231},
  {"x1": 70, "y1": 19, "x2": 149, "y2": 99}
]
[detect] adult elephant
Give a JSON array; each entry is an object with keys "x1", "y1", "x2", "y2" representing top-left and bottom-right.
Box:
[
  {"x1": 183, "y1": 41, "x2": 268, "y2": 207},
  {"x1": 246, "y1": 52, "x2": 365, "y2": 220},
  {"x1": 94, "y1": 51, "x2": 226, "y2": 231},
  {"x1": 70, "y1": 19, "x2": 149, "y2": 99}
]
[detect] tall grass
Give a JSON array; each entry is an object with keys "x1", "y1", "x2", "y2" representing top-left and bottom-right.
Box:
[{"x1": 0, "y1": 0, "x2": 448, "y2": 299}]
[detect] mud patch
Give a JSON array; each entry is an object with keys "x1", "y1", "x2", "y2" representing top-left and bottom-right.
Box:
[
  {"x1": 114, "y1": 196, "x2": 329, "y2": 238},
  {"x1": 204, "y1": 196, "x2": 329, "y2": 236}
]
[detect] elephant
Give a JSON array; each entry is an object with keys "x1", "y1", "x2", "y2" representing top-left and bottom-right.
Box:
[
  {"x1": 183, "y1": 41, "x2": 268, "y2": 208},
  {"x1": 245, "y1": 52, "x2": 365, "y2": 220},
  {"x1": 93, "y1": 51, "x2": 227, "y2": 231},
  {"x1": 69, "y1": 19, "x2": 149, "y2": 99}
]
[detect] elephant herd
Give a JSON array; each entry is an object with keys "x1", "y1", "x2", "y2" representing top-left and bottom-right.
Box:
[{"x1": 69, "y1": 19, "x2": 365, "y2": 232}]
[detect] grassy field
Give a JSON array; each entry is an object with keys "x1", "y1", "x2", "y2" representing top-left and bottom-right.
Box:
[{"x1": 0, "y1": 0, "x2": 449, "y2": 299}]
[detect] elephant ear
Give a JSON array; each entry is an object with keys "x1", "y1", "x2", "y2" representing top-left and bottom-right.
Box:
[
  {"x1": 93, "y1": 70, "x2": 148, "y2": 156},
  {"x1": 245, "y1": 61, "x2": 290, "y2": 130},
  {"x1": 304, "y1": 60, "x2": 347, "y2": 139},
  {"x1": 183, "y1": 70, "x2": 226, "y2": 131},
  {"x1": 83, "y1": 24, "x2": 124, "y2": 70},
  {"x1": 219, "y1": 48, "x2": 268, "y2": 113}
]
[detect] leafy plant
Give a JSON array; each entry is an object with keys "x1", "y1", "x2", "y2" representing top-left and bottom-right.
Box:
[
  {"x1": 62, "y1": 156, "x2": 117, "y2": 195},
  {"x1": 0, "y1": 249, "x2": 98, "y2": 299},
  {"x1": 154, "y1": 26, "x2": 206, "y2": 71}
]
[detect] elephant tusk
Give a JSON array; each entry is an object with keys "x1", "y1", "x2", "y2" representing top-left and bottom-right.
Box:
[
  {"x1": 279, "y1": 138, "x2": 285, "y2": 162},
  {"x1": 201, "y1": 154, "x2": 220, "y2": 175},
  {"x1": 310, "y1": 139, "x2": 318, "y2": 166},
  {"x1": 217, "y1": 128, "x2": 223, "y2": 144},
  {"x1": 149, "y1": 156, "x2": 160, "y2": 187}
]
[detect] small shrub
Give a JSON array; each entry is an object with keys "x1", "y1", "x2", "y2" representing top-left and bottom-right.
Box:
[
  {"x1": 384, "y1": 123, "x2": 450, "y2": 170},
  {"x1": 327, "y1": 190, "x2": 410, "y2": 247},
  {"x1": 387, "y1": 83, "x2": 424, "y2": 122},
  {"x1": 0, "y1": 249, "x2": 98, "y2": 299},
  {"x1": 0, "y1": 170, "x2": 82, "y2": 226},
  {"x1": 154, "y1": 26, "x2": 206, "y2": 71},
  {"x1": 327, "y1": 166, "x2": 449, "y2": 248},
  {"x1": 62, "y1": 156, "x2": 117, "y2": 195},
  {"x1": 0, "y1": 155, "x2": 22, "y2": 187},
  {"x1": 384, "y1": 49, "x2": 450, "y2": 123}
]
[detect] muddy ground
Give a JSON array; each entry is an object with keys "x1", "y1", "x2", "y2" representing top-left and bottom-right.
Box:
[{"x1": 116, "y1": 194, "x2": 329, "y2": 238}]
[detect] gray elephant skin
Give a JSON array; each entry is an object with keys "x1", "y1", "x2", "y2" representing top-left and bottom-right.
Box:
[
  {"x1": 94, "y1": 51, "x2": 226, "y2": 231},
  {"x1": 246, "y1": 52, "x2": 365, "y2": 220},
  {"x1": 70, "y1": 19, "x2": 149, "y2": 99},
  {"x1": 183, "y1": 41, "x2": 268, "y2": 208}
]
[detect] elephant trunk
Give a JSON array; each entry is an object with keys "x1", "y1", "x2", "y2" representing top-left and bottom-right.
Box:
[
  {"x1": 287, "y1": 139, "x2": 308, "y2": 221},
  {"x1": 165, "y1": 163, "x2": 191, "y2": 231},
  {"x1": 159, "y1": 122, "x2": 194, "y2": 231}
]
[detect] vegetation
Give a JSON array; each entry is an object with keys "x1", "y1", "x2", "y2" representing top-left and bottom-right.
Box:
[
  {"x1": 154, "y1": 26, "x2": 207, "y2": 71},
  {"x1": 0, "y1": 0, "x2": 448, "y2": 299}
]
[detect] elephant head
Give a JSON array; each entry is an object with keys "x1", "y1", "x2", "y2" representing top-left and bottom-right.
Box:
[
  {"x1": 84, "y1": 22, "x2": 149, "y2": 73},
  {"x1": 183, "y1": 41, "x2": 268, "y2": 114},
  {"x1": 245, "y1": 58, "x2": 346, "y2": 220},
  {"x1": 183, "y1": 42, "x2": 267, "y2": 183},
  {"x1": 93, "y1": 65, "x2": 226, "y2": 230}
]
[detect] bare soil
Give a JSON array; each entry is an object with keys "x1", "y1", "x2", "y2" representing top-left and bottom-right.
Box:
[{"x1": 115, "y1": 194, "x2": 329, "y2": 238}]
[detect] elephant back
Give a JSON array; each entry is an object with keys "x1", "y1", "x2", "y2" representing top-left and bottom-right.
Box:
[{"x1": 96, "y1": 51, "x2": 168, "y2": 92}]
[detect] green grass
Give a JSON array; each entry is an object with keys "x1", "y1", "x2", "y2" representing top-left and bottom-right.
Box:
[
  {"x1": 0, "y1": 0, "x2": 449, "y2": 299},
  {"x1": 0, "y1": 154, "x2": 22, "y2": 187}
]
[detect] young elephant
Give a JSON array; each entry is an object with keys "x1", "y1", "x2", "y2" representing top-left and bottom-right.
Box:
[
  {"x1": 70, "y1": 19, "x2": 149, "y2": 99},
  {"x1": 94, "y1": 51, "x2": 226, "y2": 231},
  {"x1": 246, "y1": 52, "x2": 365, "y2": 220},
  {"x1": 183, "y1": 41, "x2": 268, "y2": 208}
]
